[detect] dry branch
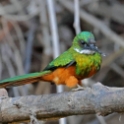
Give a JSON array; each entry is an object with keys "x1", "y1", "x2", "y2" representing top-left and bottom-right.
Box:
[
  {"x1": 0, "y1": 83, "x2": 124, "y2": 123},
  {"x1": 73, "y1": 0, "x2": 81, "y2": 34}
]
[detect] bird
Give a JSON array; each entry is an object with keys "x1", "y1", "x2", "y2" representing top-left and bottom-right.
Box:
[{"x1": 0, "y1": 31, "x2": 104, "y2": 89}]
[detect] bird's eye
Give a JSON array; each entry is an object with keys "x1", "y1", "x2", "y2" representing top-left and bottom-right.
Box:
[
  {"x1": 78, "y1": 40, "x2": 88, "y2": 48},
  {"x1": 79, "y1": 40, "x2": 86, "y2": 45}
]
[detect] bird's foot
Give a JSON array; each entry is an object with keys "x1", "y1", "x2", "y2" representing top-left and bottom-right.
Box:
[{"x1": 72, "y1": 84, "x2": 85, "y2": 91}]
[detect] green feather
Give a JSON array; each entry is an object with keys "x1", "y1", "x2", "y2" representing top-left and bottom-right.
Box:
[
  {"x1": 44, "y1": 51, "x2": 75, "y2": 70},
  {"x1": 0, "y1": 71, "x2": 50, "y2": 84},
  {"x1": 0, "y1": 70, "x2": 51, "y2": 88}
]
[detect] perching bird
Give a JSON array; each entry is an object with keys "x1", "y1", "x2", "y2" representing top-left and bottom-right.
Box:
[{"x1": 0, "y1": 31, "x2": 104, "y2": 89}]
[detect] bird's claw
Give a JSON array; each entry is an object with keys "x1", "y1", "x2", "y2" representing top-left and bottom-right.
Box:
[{"x1": 72, "y1": 84, "x2": 85, "y2": 91}]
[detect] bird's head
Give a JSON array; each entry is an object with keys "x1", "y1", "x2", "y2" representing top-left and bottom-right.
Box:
[{"x1": 72, "y1": 31, "x2": 105, "y2": 55}]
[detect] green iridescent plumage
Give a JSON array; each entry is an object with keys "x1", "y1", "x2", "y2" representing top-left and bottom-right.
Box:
[
  {"x1": 0, "y1": 71, "x2": 50, "y2": 84},
  {"x1": 0, "y1": 71, "x2": 51, "y2": 87},
  {"x1": 0, "y1": 31, "x2": 102, "y2": 88},
  {"x1": 43, "y1": 51, "x2": 74, "y2": 71}
]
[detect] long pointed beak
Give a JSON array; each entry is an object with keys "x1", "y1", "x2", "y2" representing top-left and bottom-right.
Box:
[
  {"x1": 89, "y1": 44, "x2": 106, "y2": 56},
  {"x1": 84, "y1": 44, "x2": 106, "y2": 56}
]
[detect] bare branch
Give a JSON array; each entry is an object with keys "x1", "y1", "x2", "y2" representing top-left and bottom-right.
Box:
[
  {"x1": 47, "y1": 0, "x2": 60, "y2": 58},
  {"x1": 73, "y1": 0, "x2": 81, "y2": 34},
  {"x1": 47, "y1": 0, "x2": 64, "y2": 93},
  {"x1": 1, "y1": 83, "x2": 124, "y2": 123}
]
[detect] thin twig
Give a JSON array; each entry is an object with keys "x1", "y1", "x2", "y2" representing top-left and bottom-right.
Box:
[
  {"x1": 47, "y1": 0, "x2": 66, "y2": 124},
  {"x1": 24, "y1": 20, "x2": 36, "y2": 74},
  {"x1": 10, "y1": 21, "x2": 26, "y2": 57},
  {"x1": 47, "y1": 0, "x2": 60, "y2": 58},
  {"x1": 35, "y1": 0, "x2": 51, "y2": 95},
  {"x1": 73, "y1": 0, "x2": 81, "y2": 34},
  {"x1": 47, "y1": 0, "x2": 64, "y2": 93},
  {"x1": 0, "y1": 55, "x2": 2, "y2": 79}
]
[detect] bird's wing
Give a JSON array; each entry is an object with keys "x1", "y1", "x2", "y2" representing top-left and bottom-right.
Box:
[
  {"x1": 0, "y1": 70, "x2": 51, "y2": 88},
  {"x1": 0, "y1": 51, "x2": 75, "y2": 88},
  {"x1": 43, "y1": 51, "x2": 76, "y2": 71}
]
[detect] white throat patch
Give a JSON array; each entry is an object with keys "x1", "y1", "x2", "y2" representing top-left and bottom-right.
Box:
[{"x1": 74, "y1": 48, "x2": 95, "y2": 54}]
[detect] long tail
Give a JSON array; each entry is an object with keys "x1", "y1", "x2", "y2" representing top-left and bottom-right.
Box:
[{"x1": 0, "y1": 70, "x2": 51, "y2": 88}]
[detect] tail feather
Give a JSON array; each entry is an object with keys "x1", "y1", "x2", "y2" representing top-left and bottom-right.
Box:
[{"x1": 0, "y1": 71, "x2": 51, "y2": 88}]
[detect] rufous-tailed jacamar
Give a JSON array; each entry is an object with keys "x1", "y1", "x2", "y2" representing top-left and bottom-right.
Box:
[{"x1": 0, "y1": 31, "x2": 104, "y2": 89}]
